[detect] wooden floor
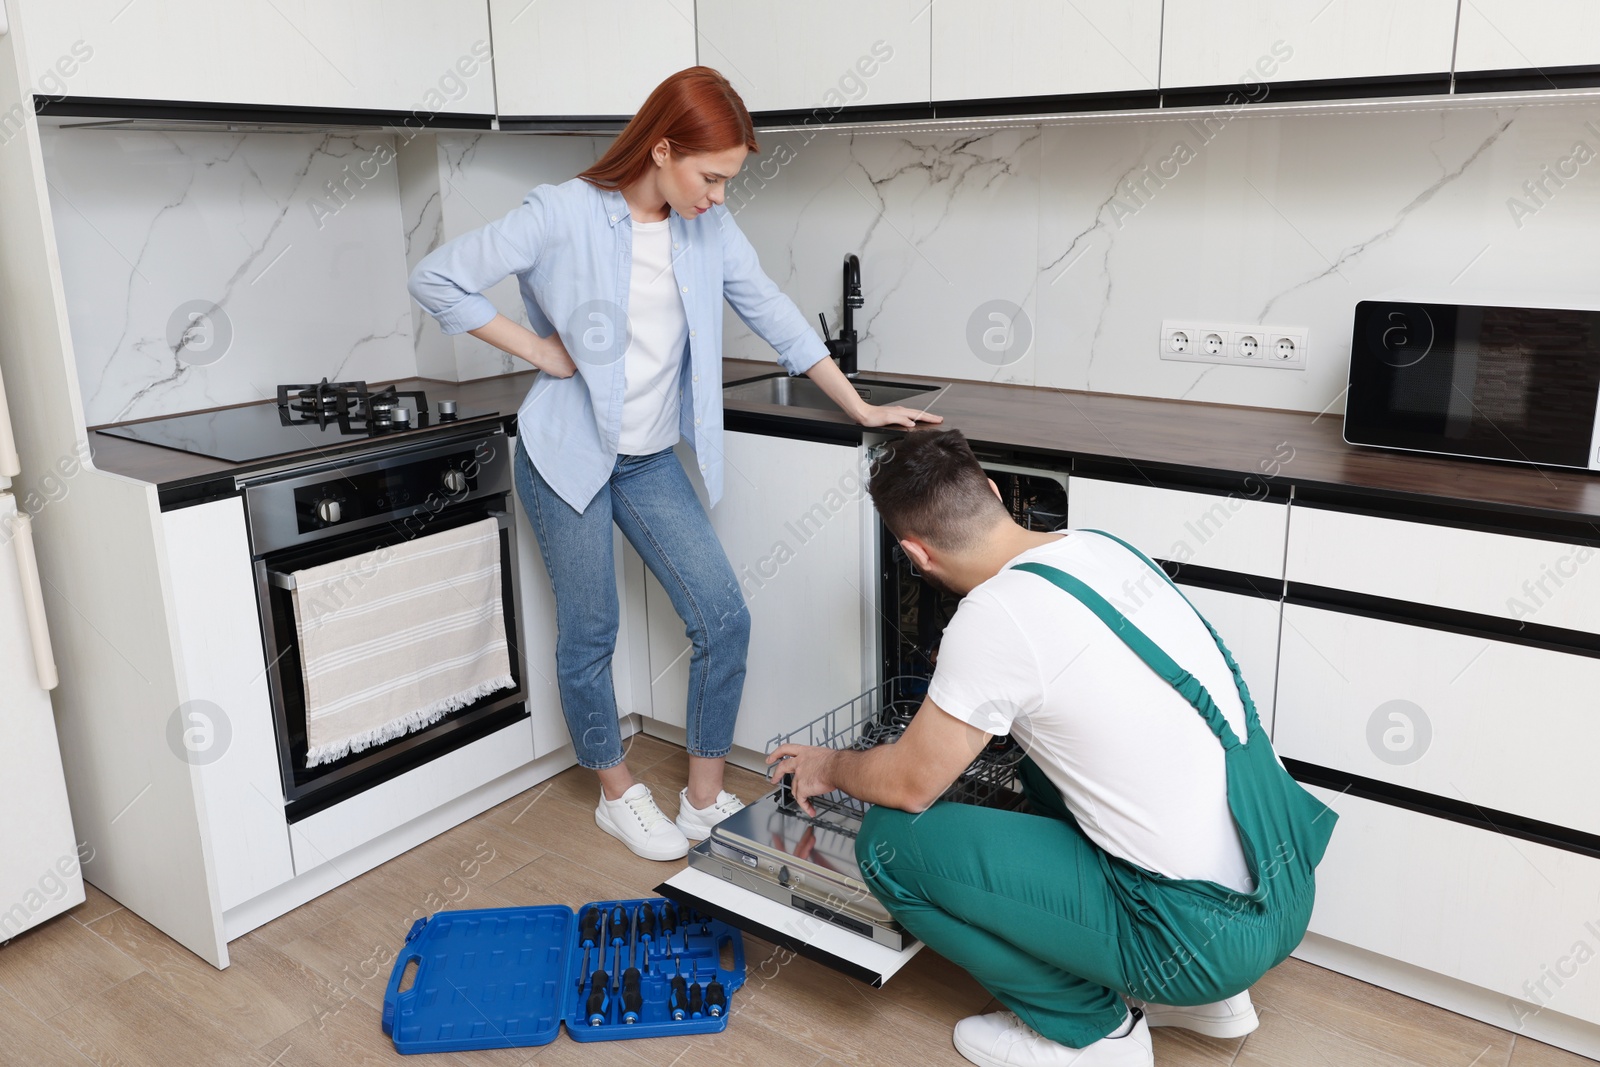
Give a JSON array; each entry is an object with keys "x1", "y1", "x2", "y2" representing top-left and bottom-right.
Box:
[{"x1": 1, "y1": 733, "x2": 1593, "y2": 1067}]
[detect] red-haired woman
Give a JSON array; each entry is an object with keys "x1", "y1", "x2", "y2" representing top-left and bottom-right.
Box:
[{"x1": 410, "y1": 67, "x2": 940, "y2": 861}]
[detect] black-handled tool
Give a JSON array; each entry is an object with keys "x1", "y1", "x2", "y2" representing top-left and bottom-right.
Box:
[
  {"x1": 577, "y1": 907, "x2": 601, "y2": 988},
  {"x1": 659, "y1": 900, "x2": 679, "y2": 957},
  {"x1": 669, "y1": 956, "x2": 689, "y2": 1021},
  {"x1": 636, "y1": 903, "x2": 656, "y2": 972},
  {"x1": 705, "y1": 966, "x2": 726, "y2": 1018},
  {"x1": 620, "y1": 908, "x2": 642, "y2": 1024},
  {"x1": 688, "y1": 960, "x2": 703, "y2": 1018},
  {"x1": 583, "y1": 913, "x2": 611, "y2": 1025},
  {"x1": 609, "y1": 904, "x2": 628, "y2": 945}
]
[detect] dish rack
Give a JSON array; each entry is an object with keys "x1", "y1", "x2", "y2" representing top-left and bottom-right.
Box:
[{"x1": 766, "y1": 676, "x2": 1027, "y2": 837}]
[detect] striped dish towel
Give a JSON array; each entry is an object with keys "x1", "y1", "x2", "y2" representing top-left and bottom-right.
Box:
[{"x1": 292, "y1": 517, "x2": 514, "y2": 768}]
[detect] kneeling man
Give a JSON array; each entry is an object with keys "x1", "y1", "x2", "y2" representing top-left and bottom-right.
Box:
[{"x1": 768, "y1": 430, "x2": 1337, "y2": 1067}]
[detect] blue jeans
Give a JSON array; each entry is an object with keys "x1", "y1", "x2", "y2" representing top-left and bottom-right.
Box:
[{"x1": 514, "y1": 441, "x2": 750, "y2": 768}]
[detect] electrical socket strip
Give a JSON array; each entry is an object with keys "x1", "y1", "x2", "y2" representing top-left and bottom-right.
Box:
[{"x1": 1159, "y1": 321, "x2": 1308, "y2": 369}]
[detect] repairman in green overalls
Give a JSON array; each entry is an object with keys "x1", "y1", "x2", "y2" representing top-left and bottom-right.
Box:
[{"x1": 768, "y1": 429, "x2": 1337, "y2": 1067}]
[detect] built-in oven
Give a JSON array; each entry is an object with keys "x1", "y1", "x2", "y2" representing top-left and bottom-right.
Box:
[
  {"x1": 879, "y1": 453, "x2": 1070, "y2": 695},
  {"x1": 242, "y1": 427, "x2": 527, "y2": 821}
]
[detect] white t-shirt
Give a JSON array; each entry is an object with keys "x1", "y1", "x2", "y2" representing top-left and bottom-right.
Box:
[
  {"x1": 617, "y1": 217, "x2": 689, "y2": 455},
  {"x1": 928, "y1": 531, "x2": 1256, "y2": 893}
]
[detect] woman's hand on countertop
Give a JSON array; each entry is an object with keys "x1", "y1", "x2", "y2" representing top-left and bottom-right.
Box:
[{"x1": 856, "y1": 403, "x2": 944, "y2": 430}]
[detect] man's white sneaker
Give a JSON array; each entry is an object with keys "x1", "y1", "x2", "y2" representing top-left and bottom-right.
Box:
[
  {"x1": 953, "y1": 1009, "x2": 1153, "y2": 1067},
  {"x1": 675, "y1": 788, "x2": 745, "y2": 841},
  {"x1": 594, "y1": 783, "x2": 689, "y2": 861},
  {"x1": 1128, "y1": 991, "x2": 1258, "y2": 1039}
]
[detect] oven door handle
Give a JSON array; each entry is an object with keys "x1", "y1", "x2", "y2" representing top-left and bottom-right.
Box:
[{"x1": 265, "y1": 511, "x2": 513, "y2": 593}]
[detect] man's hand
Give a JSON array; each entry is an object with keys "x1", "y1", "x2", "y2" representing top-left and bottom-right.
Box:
[
  {"x1": 765, "y1": 744, "x2": 837, "y2": 818},
  {"x1": 855, "y1": 403, "x2": 944, "y2": 430}
]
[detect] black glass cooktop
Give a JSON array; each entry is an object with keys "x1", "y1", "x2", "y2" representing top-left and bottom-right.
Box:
[{"x1": 97, "y1": 380, "x2": 498, "y2": 465}]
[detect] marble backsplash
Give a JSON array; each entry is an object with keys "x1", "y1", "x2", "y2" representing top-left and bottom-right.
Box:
[
  {"x1": 42, "y1": 129, "x2": 417, "y2": 424},
  {"x1": 42, "y1": 100, "x2": 1600, "y2": 423}
]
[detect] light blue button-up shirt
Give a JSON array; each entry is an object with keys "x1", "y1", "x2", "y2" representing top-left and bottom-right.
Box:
[{"x1": 408, "y1": 177, "x2": 828, "y2": 512}]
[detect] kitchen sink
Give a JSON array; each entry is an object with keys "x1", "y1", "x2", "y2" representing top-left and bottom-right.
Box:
[{"x1": 722, "y1": 372, "x2": 941, "y2": 411}]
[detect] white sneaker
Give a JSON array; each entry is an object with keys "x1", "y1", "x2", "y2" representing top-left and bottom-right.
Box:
[
  {"x1": 594, "y1": 783, "x2": 689, "y2": 861},
  {"x1": 953, "y1": 1009, "x2": 1152, "y2": 1067},
  {"x1": 1128, "y1": 991, "x2": 1258, "y2": 1039},
  {"x1": 675, "y1": 788, "x2": 745, "y2": 841}
]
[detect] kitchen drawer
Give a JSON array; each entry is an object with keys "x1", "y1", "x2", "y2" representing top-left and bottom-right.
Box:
[
  {"x1": 1305, "y1": 785, "x2": 1600, "y2": 1028},
  {"x1": 1181, "y1": 585, "x2": 1280, "y2": 738},
  {"x1": 1068, "y1": 476, "x2": 1288, "y2": 580},
  {"x1": 1277, "y1": 603, "x2": 1600, "y2": 837},
  {"x1": 1286, "y1": 505, "x2": 1600, "y2": 634}
]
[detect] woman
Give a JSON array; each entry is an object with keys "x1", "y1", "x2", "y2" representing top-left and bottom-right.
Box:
[{"x1": 409, "y1": 67, "x2": 940, "y2": 861}]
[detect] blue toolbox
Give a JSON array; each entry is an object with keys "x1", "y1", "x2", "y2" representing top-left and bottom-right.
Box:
[{"x1": 380, "y1": 896, "x2": 746, "y2": 1054}]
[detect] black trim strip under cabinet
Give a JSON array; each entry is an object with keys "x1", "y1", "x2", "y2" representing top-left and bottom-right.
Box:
[
  {"x1": 1455, "y1": 63, "x2": 1600, "y2": 94},
  {"x1": 1161, "y1": 72, "x2": 1452, "y2": 108},
  {"x1": 35, "y1": 96, "x2": 495, "y2": 131},
  {"x1": 1284, "y1": 758, "x2": 1600, "y2": 862}
]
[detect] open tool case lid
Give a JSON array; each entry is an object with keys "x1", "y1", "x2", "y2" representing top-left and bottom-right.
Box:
[{"x1": 380, "y1": 897, "x2": 746, "y2": 1055}]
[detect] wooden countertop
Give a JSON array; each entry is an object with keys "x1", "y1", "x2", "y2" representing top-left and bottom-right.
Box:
[{"x1": 89, "y1": 363, "x2": 1600, "y2": 529}]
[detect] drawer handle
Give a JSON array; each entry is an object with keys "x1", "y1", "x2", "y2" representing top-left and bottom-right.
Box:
[{"x1": 11, "y1": 511, "x2": 59, "y2": 691}]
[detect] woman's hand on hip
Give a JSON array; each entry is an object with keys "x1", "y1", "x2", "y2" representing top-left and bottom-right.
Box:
[
  {"x1": 857, "y1": 403, "x2": 944, "y2": 430},
  {"x1": 529, "y1": 331, "x2": 578, "y2": 378}
]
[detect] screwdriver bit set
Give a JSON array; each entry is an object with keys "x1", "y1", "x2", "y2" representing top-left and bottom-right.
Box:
[{"x1": 382, "y1": 897, "x2": 745, "y2": 1054}]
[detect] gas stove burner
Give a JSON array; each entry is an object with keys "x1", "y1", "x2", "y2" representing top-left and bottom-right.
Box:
[{"x1": 276, "y1": 378, "x2": 371, "y2": 429}]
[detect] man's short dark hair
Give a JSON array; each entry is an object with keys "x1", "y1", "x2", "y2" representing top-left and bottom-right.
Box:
[{"x1": 868, "y1": 429, "x2": 1010, "y2": 551}]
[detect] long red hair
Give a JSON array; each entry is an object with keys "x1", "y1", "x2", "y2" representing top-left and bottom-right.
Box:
[{"x1": 579, "y1": 67, "x2": 759, "y2": 190}]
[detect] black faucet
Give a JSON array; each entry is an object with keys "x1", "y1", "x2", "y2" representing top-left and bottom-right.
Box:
[{"x1": 818, "y1": 253, "x2": 864, "y2": 377}]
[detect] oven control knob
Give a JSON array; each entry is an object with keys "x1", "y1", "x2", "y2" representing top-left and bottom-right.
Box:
[
  {"x1": 442, "y1": 469, "x2": 468, "y2": 494},
  {"x1": 316, "y1": 499, "x2": 342, "y2": 524}
]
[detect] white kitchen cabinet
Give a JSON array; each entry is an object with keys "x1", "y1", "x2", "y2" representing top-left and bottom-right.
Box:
[
  {"x1": 695, "y1": 0, "x2": 929, "y2": 113},
  {"x1": 1286, "y1": 505, "x2": 1600, "y2": 635},
  {"x1": 0, "y1": 494, "x2": 83, "y2": 939},
  {"x1": 931, "y1": 0, "x2": 1161, "y2": 101},
  {"x1": 645, "y1": 433, "x2": 872, "y2": 765},
  {"x1": 489, "y1": 0, "x2": 696, "y2": 117},
  {"x1": 1159, "y1": 0, "x2": 1458, "y2": 89},
  {"x1": 1278, "y1": 603, "x2": 1600, "y2": 836},
  {"x1": 1067, "y1": 475, "x2": 1289, "y2": 579},
  {"x1": 1456, "y1": 1, "x2": 1600, "y2": 73},
  {"x1": 19, "y1": 0, "x2": 495, "y2": 115},
  {"x1": 161, "y1": 498, "x2": 295, "y2": 913},
  {"x1": 1304, "y1": 785, "x2": 1600, "y2": 1033}
]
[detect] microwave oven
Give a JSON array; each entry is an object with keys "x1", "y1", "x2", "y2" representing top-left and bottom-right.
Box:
[{"x1": 1344, "y1": 300, "x2": 1600, "y2": 471}]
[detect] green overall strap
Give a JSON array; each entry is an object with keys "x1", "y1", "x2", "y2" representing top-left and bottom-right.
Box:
[
  {"x1": 1011, "y1": 560, "x2": 1244, "y2": 750},
  {"x1": 1078, "y1": 529, "x2": 1264, "y2": 735}
]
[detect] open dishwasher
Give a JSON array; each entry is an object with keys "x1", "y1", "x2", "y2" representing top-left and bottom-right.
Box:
[{"x1": 657, "y1": 451, "x2": 1070, "y2": 985}]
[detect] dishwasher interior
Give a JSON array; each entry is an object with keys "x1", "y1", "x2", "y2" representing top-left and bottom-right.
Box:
[{"x1": 686, "y1": 456, "x2": 1071, "y2": 950}]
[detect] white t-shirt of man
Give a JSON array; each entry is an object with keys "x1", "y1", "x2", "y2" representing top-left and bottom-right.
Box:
[
  {"x1": 928, "y1": 531, "x2": 1256, "y2": 894},
  {"x1": 617, "y1": 216, "x2": 689, "y2": 456}
]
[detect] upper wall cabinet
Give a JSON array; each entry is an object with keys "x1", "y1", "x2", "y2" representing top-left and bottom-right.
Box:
[
  {"x1": 931, "y1": 1, "x2": 1161, "y2": 102},
  {"x1": 489, "y1": 0, "x2": 696, "y2": 119},
  {"x1": 19, "y1": 0, "x2": 495, "y2": 116},
  {"x1": 695, "y1": 0, "x2": 930, "y2": 115},
  {"x1": 1455, "y1": 0, "x2": 1600, "y2": 75},
  {"x1": 1159, "y1": 0, "x2": 1458, "y2": 90}
]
